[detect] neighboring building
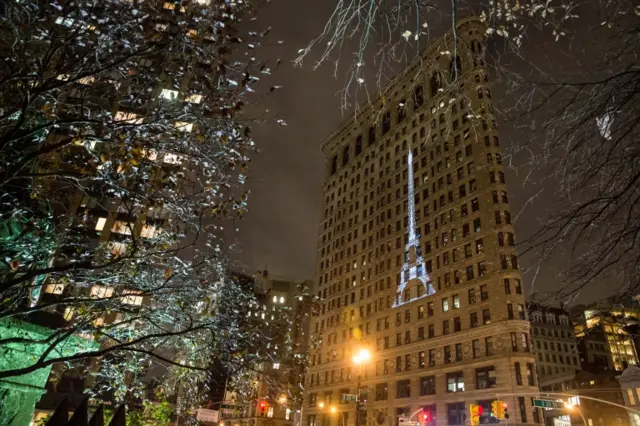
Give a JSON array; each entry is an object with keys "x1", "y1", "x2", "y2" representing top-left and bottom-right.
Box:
[
  {"x1": 617, "y1": 365, "x2": 640, "y2": 426},
  {"x1": 560, "y1": 370, "x2": 629, "y2": 426},
  {"x1": 306, "y1": 17, "x2": 537, "y2": 426},
  {"x1": 573, "y1": 305, "x2": 640, "y2": 372},
  {"x1": 529, "y1": 303, "x2": 581, "y2": 380},
  {"x1": 220, "y1": 271, "x2": 312, "y2": 426}
]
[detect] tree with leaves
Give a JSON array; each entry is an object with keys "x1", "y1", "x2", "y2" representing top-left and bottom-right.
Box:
[{"x1": 0, "y1": 0, "x2": 299, "y2": 421}]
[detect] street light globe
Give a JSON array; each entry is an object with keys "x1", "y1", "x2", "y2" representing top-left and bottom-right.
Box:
[
  {"x1": 330, "y1": 407, "x2": 337, "y2": 413},
  {"x1": 319, "y1": 402, "x2": 325, "y2": 409},
  {"x1": 564, "y1": 402, "x2": 574, "y2": 410},
  {"x1": 353, "y1": 348, "x2": 371, "y2": 364}
]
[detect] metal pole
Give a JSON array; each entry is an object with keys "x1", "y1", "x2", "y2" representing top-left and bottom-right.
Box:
[{"x1": 355, "y1": 373, "x2": 361, "y2": 426}]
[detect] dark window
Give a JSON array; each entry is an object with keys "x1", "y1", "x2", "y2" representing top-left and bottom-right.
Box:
[
  {"x1": 430, "y1": 73, "x2": 442, "y2": 96},
  {"x1": 414, "y1": 85, "x2": 424, "y2": 108},
  {"x1": 342, "y1": 145, "x2": 350, "y2": 166},
  {"x1": 519, "y1": 397, "x2": 527, "y2": 423},
  {"x1": 507, "y1": 304, "x2": 514, "y2": 320},
  {"x1": 420, "y1": 376, "x2": 436, "y2": 396},
  {"x1": 447, "y1": 403, "x2": 465, "y2": 425},
  {"x1": 454, "y1": 317, "x2": 461, "y2": 332},
  {"x1": 330, "y1": 156, "x2": 338, "y2": 175},
  {"x1": 355, "y1": 135, "x2": 363, "y2": 156},
  {"x1": 375, "y1": 383, "x2": 388, "y2": 401},
  {"x1": 382, "y1": 111, "x2": 391, "y2": 134},
  {"x1": 470, "y1": 312, "x2": 478, "y2": 328},
  {"x1": 397, "y1": 379, "x2": 411, "y2": 398},
  {"x1": 482, "y1": 309, "x2": 491, "y2": 325},
  {"x1": 444, "y1": 346, "x2": 452, "y2": 364},
  {"x1": 515, "y1": 362, "x2": 522, "y2": 385},
  {"x1": 368, "y1": 125, "x2": 376, "y2": 146}
]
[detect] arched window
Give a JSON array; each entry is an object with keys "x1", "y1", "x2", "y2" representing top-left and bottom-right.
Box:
[
  {"x1": 450, "y1": 56, "x2": 462, "y2": 81},
  {"x1": 330, "y1": 155, "x2": 338, "y2": 175}
]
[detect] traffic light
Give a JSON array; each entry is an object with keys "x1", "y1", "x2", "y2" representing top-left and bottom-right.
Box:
[
  {"x1": 469, "y1": 404, "x2": 483, "y2": 426},
  {"x1": 421, "y1": 410, "x2": 431, "y2": 424},
  {"x1": 491, "y1": 401, "x2": 509, "y2": 420},
  {"x1": 504, "y1": 403, "x2": 509, "y2": 419},
  {"x1": 258, "y1": 400, "x2": 269, "y2": 416}
]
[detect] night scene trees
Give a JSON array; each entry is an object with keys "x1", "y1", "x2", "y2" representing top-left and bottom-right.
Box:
[{"x1": 0, "y1": 0, "x2": 304, "y2": 423}]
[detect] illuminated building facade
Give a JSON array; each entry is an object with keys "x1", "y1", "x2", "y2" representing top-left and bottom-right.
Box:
[{"x1": 306, "y1": 17, "x2": 537, "y2": 426}]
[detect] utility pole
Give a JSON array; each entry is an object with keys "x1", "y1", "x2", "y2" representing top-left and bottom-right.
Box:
[{"x1": 355, "y1": 373, "x2": 361, "y2": 426}]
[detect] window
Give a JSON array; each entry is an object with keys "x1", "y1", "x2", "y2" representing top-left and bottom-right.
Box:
[
  {"x1": 480, "y1": 285, "x2": 488, "y2": 300},
  {"x1": 95, "y1": 217, "x2": 107, "y2": 231},
  {"x1": 466, "y1": 265, "x2": 474, "y2": 280},
  {"x1": 397, "y1": 379, "x2": 411, "y2": 398},
  {"x1": 382, "y1": 111, "x2": 391, "y2": 134},
  {"x1": 504, "y1": 278, "x2": 511, "y2": 294},
  {"x1": 482, "y1": 309, "x2": 491, "y2": 325},
  {"x1": 375, "y1": 383, "x2": 388, "y2": 401},
  {"x1": 444, "y1": 346, "x2": 452, "y2": 364},
  {"x1": 468, "y1": 288, "x2": 476, "y2": 304},
  {"x1": 527, "y1": 362, "x2": 536, "y2": 385},
  {"x1": 442, "y1": 298, "x2": 450, "y2": 312},
  {"x1": 476, "y1": 367, "x2": 496, "y2": 389},
  {"x1": 443, "y1": 320, "x2": 450, "y2": 335},
  {"x1": 447, "y1": 403, "x2": 466, "y2": 425},
  {"x1": 419, "y1": 351, "x2": 426, "y2": 368},
  {"x1": 455, "y1": 343, "x2": 463, "y2": 361},
  {"x1": 507, "y1": 304, "x2": 514, "y2": 320},
  {"x1": 429, "y1": 349, "x2": 436, "y2": 367},
  {"x1": 518, "y1": 397, "x2": 527, "y2": 423},
  {"x1": 470, "y1": 312, "x2": 478, "y2": 328},
  {"x1": 428, "y1": 324, "x2": 435, "y2": 338},
  {"x1": 518, "y1": 304, "x2": 525, "y2": 320},
  {"x1": 454, "y1": 317, "x2": 461, "y2": 332},
  {"x1": 446, "y1": 372, "x2": 464, "y2": 392},
  {"x1": 472, "y1": 339, "x2": 481, "y2": 358},
  {"x1": 419, "y1": 375, "x2": 436, "y2": 396},
  {"x1": 515, "y1": 279, "x2": 522, "y2": 294},
  {"x1": 160, "y1": 88, "x2": 179, "y2": 100},
  {"x1": 515, "y1": 362, "x2": 523, "y2": 385},
  {"x1": 486, "y1": 336, "x2": 494, "y2": 355},
  {"x1": 452, "y1": 294, "x2": 460, "y2": 309}
]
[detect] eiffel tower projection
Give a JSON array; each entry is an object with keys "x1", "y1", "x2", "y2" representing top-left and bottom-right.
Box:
[{"x1": 393, "y1": 148, "x2": 435, "y2": 308}]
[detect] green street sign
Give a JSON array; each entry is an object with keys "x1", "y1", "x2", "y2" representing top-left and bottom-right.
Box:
[
  {"x1": 533, "y1": 399, "x2": 564, "y2": 409},
  {"x1": 342, "y1": 394, "x2": 358, "y2": 403}
]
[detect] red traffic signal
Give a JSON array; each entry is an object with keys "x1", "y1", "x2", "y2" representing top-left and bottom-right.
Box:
[
  {"x1": 422, "y1": 411, "x2": 432, "y2": 423},
  {"x1": 260, "y1": 401, "x2": 267, "y2": 408},
  {"x1": 477, "y1": 406, "x2": 484, "y2": 415}
]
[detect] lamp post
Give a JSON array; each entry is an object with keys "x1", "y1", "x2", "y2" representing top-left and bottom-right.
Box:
[
  {"x1": 330, "y1": 406, "x2": 346, "y2": 426},
  {"x1": 352, "y1": 349, "x2": 371, "y2": 426}
]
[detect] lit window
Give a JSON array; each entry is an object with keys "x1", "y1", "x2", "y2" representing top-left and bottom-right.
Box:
[
  {"x1": 155, "y1": 23, "x2": 168, "y2": 31},
  {"x1": 90, "y1": 285, "x2": 114, "y2": 299},
  {"x1": 175, "y1": 121, "x2": 193, "y2": 132},
  {"x1": 280, "y1": 296, "x2": 285, "y2": 304},
  {"x1": 267, "y1": 407, "x2": 274, "y2": 418},
  {"x1": 272, "y1": 295, "x2": 278, "y2": 303},
  {"x1": 95, "y1": 217, "x2": 107, "y2": 231},
  {"x1": 273, "y1": 362, "x2": 280, "y2": 369},
  {"x1": 163, "y1": 153, "x2": 182, "y2": 164},
  {"x1": 196, "y1": 0, "x2": 210, "y2": 4},
  {"x1": 55, "y1": 17, "x2": 75, "y2": 27},
  {"x1": 111, "y1": 220, "x2": 133, "y2": 235},
  {"x1": 63, "y1": 307, "x2": 75, "y2": 321},
  {"x1": 160, "y1": 88, "x2": 179, "y2": 100},
  {"x1": 140, "y1": 224, "x2": 160, "y2": 238},
  {"x1": 187, "y1": 29, "x2": 198, "y2": 38},
  {"x1": 162, "y1": 1, "x2": 175, "y2": 9},
  {"x1": 142, "y1": 149, "x2": 158, "y2": 161},
  {"x1": 56, "y1": 74, "x2": 70, "y2": 81},
  {"x1": 44, "y1": 283, "x2": 65, "y2": 294},
  {"x1": 185, "y1": 93, "x2": 202, "y2": 104},
  {"x1": 122, "y1": 294, "x2": 143, "y2": 306},
  {"x1": 78, "y1": 76, "x2": 96, "y2": 85},
  {"x1": 109, "y1": 241, "x2": 127, "y2": 256},
  {"x1": 114, "y1": 111, "x2": 143, "y2": 124},
  {"x1": 285, "y1": 409, "x2": 291, "y2": 420}
]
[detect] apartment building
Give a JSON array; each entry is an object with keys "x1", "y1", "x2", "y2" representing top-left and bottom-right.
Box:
[
  {"x1": 528, "y1": 303, "x2": 581, "y2": 380},
  {"x1": 306, "y1": 17, "x2": 537, "y2": 426},
  {"x1": 220, "y1": 271, "x2": 312, "y2": 426}
]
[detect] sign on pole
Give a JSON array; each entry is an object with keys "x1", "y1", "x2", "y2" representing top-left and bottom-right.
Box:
[
  {"x1": 342, "y1": 394, "x2": 358, "y2": 403},
  {"x1": 196, "y1": 409, "x2": 219, "y2": 423},
  {"x1": 532, "y1": 399, "x2": 564, "y2": 409}
]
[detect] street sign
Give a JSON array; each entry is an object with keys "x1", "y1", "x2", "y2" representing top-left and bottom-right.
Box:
[
  {"x1": 533, "y1": 399, "x2": 564, "y2": 409},
  {"x1": 342, "y1": 393, "x2": 358, "y2": 402},
  {"x1": 196, "y1": 409, "x2": 219, "y2": 423}
]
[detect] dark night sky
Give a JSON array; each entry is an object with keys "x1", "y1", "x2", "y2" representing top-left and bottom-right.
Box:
[{"x1": 232, "y1": 0, "x2": 614, "y2": 303}]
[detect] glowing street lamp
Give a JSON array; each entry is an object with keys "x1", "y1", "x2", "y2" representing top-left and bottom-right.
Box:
[
  {"x1": 352, "y1": 348, "x2": 371, "y2": 364},
  {"x1": 319, "y1": 402, "x2": 325, "y2": 409}
]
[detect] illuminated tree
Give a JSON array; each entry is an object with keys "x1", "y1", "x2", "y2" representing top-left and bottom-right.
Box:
[{"x1": 0, "y1": 0, "x2": 297, "y2": 417}]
